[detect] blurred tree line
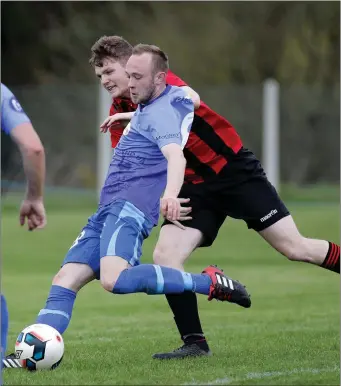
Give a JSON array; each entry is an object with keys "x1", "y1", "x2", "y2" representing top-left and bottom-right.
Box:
[
  {"x1": 1, "y1": 1, "x2": 340, "y2": 188},
  {"x1": 1, "y1": 1, "x2": 340, "y2": 86}
]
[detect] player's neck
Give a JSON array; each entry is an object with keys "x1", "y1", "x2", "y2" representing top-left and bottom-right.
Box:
[{"x1": 150, "y1": 84, "x2": 166, "y2": 102}]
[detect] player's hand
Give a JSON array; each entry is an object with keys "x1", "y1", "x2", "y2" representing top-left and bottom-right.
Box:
[
  {"x1": 160, "y1": 196, "x2": 181, "y2": 221},
  {"x1": 100, "y1": 113, "x2": 131, "y2": 133},
  {"x1": 19, "y1": 198, "x2": 47, "y2": 231},
  {"x1": 161, "y1": 197, "x2": 190, "y2": 230},
  {"x1": 178, "y1": 198, "x2": 192, "y2": 221}
]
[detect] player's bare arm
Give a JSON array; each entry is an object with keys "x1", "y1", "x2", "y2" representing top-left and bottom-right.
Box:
[
  {"x1": 160, "y1": 143, "x2": 186, "y2": 222},
  {"x1": 10, "y1": 123, "x2": 45, "y2": 199},
  {"x1": 10, "y1": 122, "x2": 46, "y2": 230},
  {"x1": 100, "y1": 112, "x2": 134, "y2": 133}
]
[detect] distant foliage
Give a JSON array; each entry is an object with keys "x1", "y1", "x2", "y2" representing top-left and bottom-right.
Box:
[{"x1": 1, "y1": 2, "x2": 339, "y2": 86}]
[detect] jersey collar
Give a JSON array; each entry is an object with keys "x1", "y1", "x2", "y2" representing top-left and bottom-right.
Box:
[{"x1": 140, "y1": 85, "x2": 172, "y2": 109}]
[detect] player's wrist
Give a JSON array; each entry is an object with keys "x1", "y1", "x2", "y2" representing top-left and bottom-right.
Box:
[
  {"x1": 120, "y1": 112, "x2": 134, "y2": 120},
  {"x1": 163, "y1": 191, "x2": 178, "y2": 199},
  {"x1": 24, "y1": 193, "x2": 43, "y2": 202}
]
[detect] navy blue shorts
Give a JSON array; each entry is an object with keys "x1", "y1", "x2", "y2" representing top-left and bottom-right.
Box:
[{"x1": 62, "y1": 199, "x2": 154, "y2": 279}]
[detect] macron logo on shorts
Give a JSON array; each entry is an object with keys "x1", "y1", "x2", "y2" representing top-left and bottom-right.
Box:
[{"x1": 260, "y1": 209, "x2": 278, "y2": 223}]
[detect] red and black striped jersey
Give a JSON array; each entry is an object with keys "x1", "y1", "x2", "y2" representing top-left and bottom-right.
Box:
[
  {"x1": 108, "y1": 97, "x2": 136, "y2": 149},
  {"x1": 109, "y1": 70, "x2": 243, "y2": 184}
]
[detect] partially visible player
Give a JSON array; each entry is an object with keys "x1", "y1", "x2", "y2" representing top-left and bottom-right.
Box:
[
  {"x1": 1, "y1": 83, "x2": 46, "y2": 370},
  {"x1": 96, "y1": 36, "x2": 340, "y2": 360},
  {"x1": 2, "y1": 45, "x2": 250, "y2": 365}
]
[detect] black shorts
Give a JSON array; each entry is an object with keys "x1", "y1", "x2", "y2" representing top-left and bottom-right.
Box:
[{"x1": 162, "y1": 148, "x2": 290, "y2": 247}]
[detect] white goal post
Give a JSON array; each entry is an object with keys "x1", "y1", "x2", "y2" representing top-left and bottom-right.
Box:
[
  {"x1": 97, "y1": 84, "x2": 114, "y2": 199},
  {"x1": 262, "y1": 78, "x2": 280, "y2": 191}
]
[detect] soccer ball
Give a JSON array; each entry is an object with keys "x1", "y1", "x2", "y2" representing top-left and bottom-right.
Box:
[{"x1": 14, "y1": 324, "x2": 64, "y2": 371}]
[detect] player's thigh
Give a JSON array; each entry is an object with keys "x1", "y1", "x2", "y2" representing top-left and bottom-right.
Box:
[
  {"x1": 100, "y1": 200, "x2": 154, "y2": 290},
  {"x1": 61, "y1": 210, "x2": 108, "y2": 287},
  {"x1": 222, "y1": 177, "x2": 290, "y2": 233},
  {"x1": 258, "y1": 215, "x2": 304, "y2": 258},
  {"x1": 162, "y1": 182, "x2": 226, "y2": 250},
  {"x1": 153, "y1": 225, "x2": 204, "y2": 269}
]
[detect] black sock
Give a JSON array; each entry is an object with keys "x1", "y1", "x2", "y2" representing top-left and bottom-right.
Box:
[
  {"x1": 166, "y1": 292, "x2": 209, "y2": 350},
  {"x1": 321, "y1": 242, "x2": 340, "y2": 274}
]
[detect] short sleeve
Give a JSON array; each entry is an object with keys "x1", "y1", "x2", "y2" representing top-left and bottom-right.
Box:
[
  {"x1": 1, "y1": 84, "x2": 30, "y2": 134},
  {"x1": 151, "y1": 89, "x2": 194, "y2": 150}
]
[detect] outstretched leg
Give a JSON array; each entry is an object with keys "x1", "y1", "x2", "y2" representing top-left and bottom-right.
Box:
[{"x1": 259, "y1": 216, "x2": 340, "y2": 274}]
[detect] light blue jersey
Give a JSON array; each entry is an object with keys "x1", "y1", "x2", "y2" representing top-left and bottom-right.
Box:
[
  {"x1": 1, "y1": 83, "x2": 30, "y2": 134},
  {"x1": 63, "y1": 85, "x2": 194, "y2": 275},
  {"x1": 100, "y1": 85, "x2": 194, "y2": 224}
]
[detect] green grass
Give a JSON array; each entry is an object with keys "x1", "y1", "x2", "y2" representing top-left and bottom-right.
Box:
[{"x1": 2, "y1": 200, "x2": 340, "y2": 385}]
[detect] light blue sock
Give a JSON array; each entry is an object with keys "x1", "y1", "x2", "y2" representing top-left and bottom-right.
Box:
[
  {"x1": 36, "y1": 285, "x2": 76, "y2": 334},
  {"x1": 112, "y1": 265, "x2": 211, "y2": 295}
]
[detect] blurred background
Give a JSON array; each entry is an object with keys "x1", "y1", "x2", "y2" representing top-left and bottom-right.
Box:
[{"x1": 1, "y1": 1, "x2": 340, "y2": 206}]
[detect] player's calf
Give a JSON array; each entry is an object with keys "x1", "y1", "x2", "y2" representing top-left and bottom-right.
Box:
[
  {"x1": 105, "y1": 260, "x2": 252, "y2": 310},
  {"x1": 260, "y1": 217, "x2": 340, "y2": 274},
  {"x1": 283, "y1": 238, "x2": 340, "y2": 273},
  {"x1": 35, "y1": 264, "x2": 94, "y2": 335}
]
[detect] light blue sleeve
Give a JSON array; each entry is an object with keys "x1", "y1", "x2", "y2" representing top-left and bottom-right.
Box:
[
  {"x1": 1, "y1": 83, "x2": 30, "y2": 135},
  {"x1": 150, "y1": 88, "x2": 194, "y2": 150}
]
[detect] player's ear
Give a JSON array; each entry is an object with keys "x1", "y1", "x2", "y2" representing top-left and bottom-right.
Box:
[{"x1": 155, "y1": 71, "x2": 166, "y2": 85}]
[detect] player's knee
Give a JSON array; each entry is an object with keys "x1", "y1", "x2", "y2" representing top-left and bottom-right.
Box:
[
  {"x1": 100, "y1": 271, "x2": 122, "y2": 292},
  {"x1": 52, "y1": 269, "x2": 77, "y2": 292},
  {"x1": 153, "y1": 245, "x2": 170, "y2": 265},
  {"x1": 100, "y1": 256, "x2": 129, "y2": 292},
  {"x1": 100, "y1": 276, "x2": 116, "y2": 292},
  {"x1": 153, "y1": 245, "x2": 185, "y2": 270}
]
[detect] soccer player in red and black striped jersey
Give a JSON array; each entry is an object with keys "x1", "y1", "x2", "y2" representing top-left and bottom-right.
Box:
[{"x1": 91, "y1": 35, "x2": 340, "y2": 359}]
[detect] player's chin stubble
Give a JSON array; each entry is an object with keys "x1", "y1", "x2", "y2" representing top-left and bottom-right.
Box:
[
  {"x1": 140, "y1": 87, "x2": 155, "y2": 104},
  {"x1": 131, "y1": 94, "x2": 139, "y2": 104}
]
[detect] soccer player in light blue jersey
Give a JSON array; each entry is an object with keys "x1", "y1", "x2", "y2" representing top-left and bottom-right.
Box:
[
  {"x1": 1, "y1": 84, "x2": 46, "y2": 370},
  {"x1": 4, "y1": 45, "x2": 250, "y2": 367}
]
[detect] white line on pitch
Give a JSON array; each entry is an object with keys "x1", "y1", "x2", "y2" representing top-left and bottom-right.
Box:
[{"x1": 184, "y1": 366, "x2": 340, "y2": 385}]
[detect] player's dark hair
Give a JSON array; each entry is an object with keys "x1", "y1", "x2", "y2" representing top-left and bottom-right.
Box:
[
  {"x1": 89, "y1": 36, "x2": 133, "y2": 67},
  {"x1": 132, "y1": 44, "x2": 169, "y2": 74}
]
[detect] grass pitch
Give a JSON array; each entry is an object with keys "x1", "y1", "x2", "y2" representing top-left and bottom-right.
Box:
[{"x1": 1, "y1": 193, "x2": 340, "y2": 385}]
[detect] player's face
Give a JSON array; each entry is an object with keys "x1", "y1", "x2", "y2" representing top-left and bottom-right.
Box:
[
  {"x1": 126, "y1": 53, "x2": 157, "y2": 104},
  {"x1": 95, "y1": 58, "x2": 129, "y2": 98}
]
